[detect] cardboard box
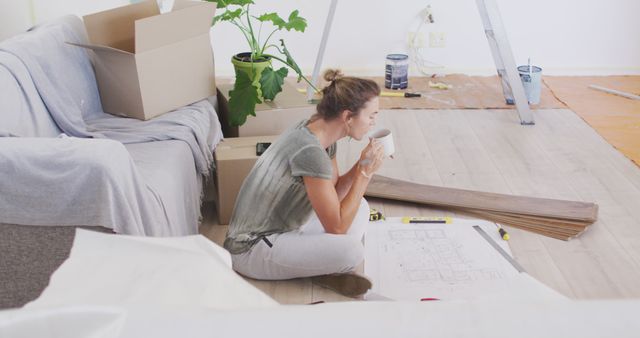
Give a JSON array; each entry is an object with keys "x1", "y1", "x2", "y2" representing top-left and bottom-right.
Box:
[
  {"x1": 72, "y1": 0, "x2": 216, "y2": 120},
  {"x1": 217, "y1": 80, "x2": 316, "y2": 137},
  {"x1": 215, "y1": 135, "x2": 278, "y2": 224}
]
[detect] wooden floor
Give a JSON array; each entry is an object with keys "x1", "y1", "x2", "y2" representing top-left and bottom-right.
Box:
[
  {"x1": 199, "y1": 108, "x2": 640, "y2": 303},
  {"x1": 544, "y1": 76, "x2": 640, "y2": 166}
]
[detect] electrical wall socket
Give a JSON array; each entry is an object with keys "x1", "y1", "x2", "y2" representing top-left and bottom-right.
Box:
[
  {"x1": 408, "y1": 32, "x2": 425, "y2": 48},
  {"x1": 429, "y1": 32, "x2": 446, "y2": 48},
  {"x1": 420, "y1": 5, "x2": 434, "y2": 23}
]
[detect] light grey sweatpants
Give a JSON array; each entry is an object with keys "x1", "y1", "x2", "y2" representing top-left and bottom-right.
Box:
[{"x1": 231, "y1": 198, "x2": 370, "y2": 280}]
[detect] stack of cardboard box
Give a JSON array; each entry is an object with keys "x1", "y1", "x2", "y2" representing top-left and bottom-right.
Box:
[
  {"x1": 214, "y1": 136, "x2": 279, "y2": 224},
  {"x1": 216, "y1": 80, "x2": 315, "y2": 137},
  {"x1": 213, "y1": 80, "x2": 316, "y2": 224}
]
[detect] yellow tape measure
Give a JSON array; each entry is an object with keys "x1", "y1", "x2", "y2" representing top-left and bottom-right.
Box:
[
  {"x1": 401, "y1": 216, "x2": 452, "y2": 224},
  {"x1": 369, "y1": 209, "x2": 385, "y2": 222}
]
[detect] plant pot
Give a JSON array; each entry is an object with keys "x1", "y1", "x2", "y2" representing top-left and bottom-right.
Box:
[{"x1": 231, "y1": 52, "x2": 272, "y2": 91}]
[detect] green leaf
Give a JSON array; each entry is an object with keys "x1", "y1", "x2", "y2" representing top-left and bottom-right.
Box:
[
  {"x1": 223, "y1": 8, "x2": 243, "y2": 20},
  {"x1": 278, "y1": 39, "x2": 304, "y2": 81},
  {"x1": 259, "y1": 67, "x2": 288, "y2": 101},
  {"x1": 257, "y1": 12, "x2": 286, "y2": 29},
  {"x1": 212, "y1": 0, "x2": 254, "y2": 9},
  {"x1": 228, "y1": 71, "x2": 261, "y2": 126},
  {"x1": 203, "y1": 0, "x2": 224, "y2": 9},
  {"x1": 285, "y1": 10, "x2": 307, "y2": 32},
  {"x1": 212, "y1": 8, "x2": 243, "y2": 25}
]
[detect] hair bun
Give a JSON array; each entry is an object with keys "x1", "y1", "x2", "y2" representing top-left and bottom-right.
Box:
[{"x1": 323, "y1": 69, "x2": 344, "y2": 82}]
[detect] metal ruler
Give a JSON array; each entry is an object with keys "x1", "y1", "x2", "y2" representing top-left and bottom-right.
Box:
[{"x1": 473, "y1": 225, "x2": 525, "y2": 273}]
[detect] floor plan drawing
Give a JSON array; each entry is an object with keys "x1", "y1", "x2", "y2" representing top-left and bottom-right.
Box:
[{"x1": 364, "y1": 218, "x2": 526, "y2": 300}]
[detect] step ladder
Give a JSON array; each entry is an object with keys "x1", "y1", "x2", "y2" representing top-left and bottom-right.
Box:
[
  {"x1": 306, "y1": 0, "x2": 338, "y2": 103},
  {"x1": 307, "y1": 0, "x2": 534, "y2": 125},
  {"x1": 476, "y1": 0, "x2": 535, "y2": 125}
]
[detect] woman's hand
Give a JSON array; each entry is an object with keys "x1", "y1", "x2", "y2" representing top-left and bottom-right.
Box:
[{"x1": 358, "y1": 139, "x2": 385, "y2": 178}]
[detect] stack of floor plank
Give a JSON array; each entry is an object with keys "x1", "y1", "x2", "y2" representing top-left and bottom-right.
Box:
[{"x1": 365, "y1": 175, "x2": 598, "y2": 241}]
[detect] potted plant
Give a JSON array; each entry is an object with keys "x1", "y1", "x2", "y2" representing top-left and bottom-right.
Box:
[{"x1": 207, "y1": 0, "x2": 317, "y2": 126}]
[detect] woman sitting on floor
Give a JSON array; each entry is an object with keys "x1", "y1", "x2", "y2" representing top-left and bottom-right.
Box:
[{"x1": 224, "y1": 69, "x2": 386, "y2": 297}]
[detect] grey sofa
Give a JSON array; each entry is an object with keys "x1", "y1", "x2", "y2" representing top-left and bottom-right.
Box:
[{"x1": 0, "y1": 16, "x2": 222, "y2": 308}]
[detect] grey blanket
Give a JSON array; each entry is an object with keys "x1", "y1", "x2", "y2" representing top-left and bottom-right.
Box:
[
  {"x1": 0, "y1": 15, "x2": 219, "y2": 176},
  {"x1": 0, "y1": 16, "x2": 222, "y2": 235},
  {"x1": 0, "y1": 136, "x2": 161, "y2": 235}
]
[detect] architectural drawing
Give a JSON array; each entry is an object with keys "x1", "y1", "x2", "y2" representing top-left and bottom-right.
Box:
[{"x1": 365, "y1": 218, "x2": 521, "y2": 300}]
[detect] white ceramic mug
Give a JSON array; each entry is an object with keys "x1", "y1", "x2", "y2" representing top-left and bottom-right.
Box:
[{"x1": 369, "y1": 128, "x2": 395, "y2": 157}]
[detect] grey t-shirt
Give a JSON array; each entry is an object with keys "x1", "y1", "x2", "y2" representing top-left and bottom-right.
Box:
[{"x1": 223, "y1": 119, "x2": 337, "y2": 254}]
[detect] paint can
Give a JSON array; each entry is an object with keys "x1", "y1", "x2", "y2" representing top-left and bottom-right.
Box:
[
  {"x1": 385, "y1": 54, "x2": 409, "y2": 90},
  {"x1": 517, "y1": 65, "x2": 542, "y2": 104}
]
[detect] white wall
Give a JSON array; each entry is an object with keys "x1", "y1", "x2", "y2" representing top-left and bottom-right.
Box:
[
  {"x1": 30, "y1": 0, "x2": 129, "y2": 22},
  {"x1": 0, "y1": 0, "x2": 129, "y2": 40},
  {"x1": 210, "y1": 0, "x2": 640, "y2": 76},
  {"x1": 2, "y1": 0, "x2": 638, "y2": 76},
  {"x1": 0, "y1": 0, "x2": 34, "y2": 41}
]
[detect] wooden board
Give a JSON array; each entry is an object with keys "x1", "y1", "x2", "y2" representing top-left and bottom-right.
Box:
[
  {"x1": 466, "y1": 210, "x2": 587, "y2": 239},
  {"x1": 468, "y1": 208, "x2": 591, "y2": 229},
  {"x1": 491, "y1": 210, "x2": 589, "y2": 226},
  {"x1": 366, "y1": 175, "x2": 599, "y2": 222}
]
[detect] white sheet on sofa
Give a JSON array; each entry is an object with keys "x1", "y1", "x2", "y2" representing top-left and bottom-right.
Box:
[
  {"x1": 0, "y1": 53, "x2": 63, "y2": 138},
  {"x1": 124, "y1": 140, "x2": 203, "y2": 235},
  {"x1": 0, "y1": 14, "x2": 219, "y2": 175},
  {"x1": 0, "y1": 135, "x2": 209, "y2": 236},
  {"x1": 0, "y1": 15, "x2": 224, "y2": 235},
  {"x1": 0, "y1": 136, "x2": 159, "y2": 235},
  {"x1": 26, "y1": 229, "x2": 277, "y2": 310}
]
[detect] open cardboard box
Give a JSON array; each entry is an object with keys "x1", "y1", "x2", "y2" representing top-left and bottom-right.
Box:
[{"x1": 70, "y1": 0, "x2": 216, "y2": 120}]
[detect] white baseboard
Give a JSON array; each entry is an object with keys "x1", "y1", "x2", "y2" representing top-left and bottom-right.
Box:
[{"x1": 214, "y1": 67, "x2": 640, "y2": 77}]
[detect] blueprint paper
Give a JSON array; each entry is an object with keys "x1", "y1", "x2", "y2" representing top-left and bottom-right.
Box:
[{"x1": 364, "y1": 218, "x2": 563, "y2": 301}]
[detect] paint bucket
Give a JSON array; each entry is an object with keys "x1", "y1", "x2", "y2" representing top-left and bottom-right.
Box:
[
  {"x1": 385, "y1": 54, "x2": 409, "y2": 89},
  {"x1": 517, "y1": 65, "x2": 542, "y2": 104}
]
